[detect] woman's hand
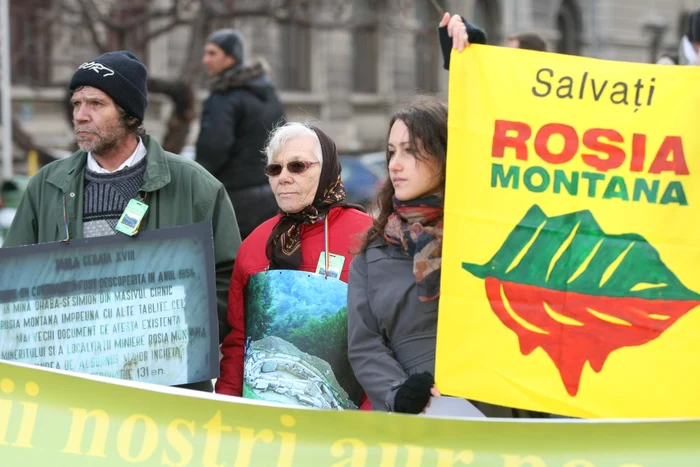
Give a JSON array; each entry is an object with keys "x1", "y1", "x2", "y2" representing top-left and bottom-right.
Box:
[
  {"x1": 439, "y1": 12, "x2": 470, "y2": 52},
  {"x1": 421, "y1": 385, "x2": 442, "y2": 414},
  {"x1": 394, "y1": 372, "x2": 436, "y2": 414}
]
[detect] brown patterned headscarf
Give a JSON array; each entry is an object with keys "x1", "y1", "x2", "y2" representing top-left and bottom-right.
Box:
[{"x1": 265, "y1": 126, "x2": 364, "y2": 271}]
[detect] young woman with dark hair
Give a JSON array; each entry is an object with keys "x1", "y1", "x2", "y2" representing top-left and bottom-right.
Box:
[
  {"x1": 347, "y1": 99, "x2": 554, "y2": 417},
  {"x1": 347, "y1": 99, "x2": 448, "y2": 414}
]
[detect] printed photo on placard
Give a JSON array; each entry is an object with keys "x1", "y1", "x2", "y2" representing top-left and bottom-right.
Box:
[{"x1": 243, "y1": 270, "x2": 361, "y2": 410}]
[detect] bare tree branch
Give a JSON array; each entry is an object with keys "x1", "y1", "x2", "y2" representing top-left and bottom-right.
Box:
[
  {"x1": 56, "y1": 0, "x2": 84, "y2": 16},
  {"x1": 10, "y1": 118, "x2": 60, "y2": 166},
  {"x1": 75, "y1": 0, "x2": 102, "y2": 23},
  {"x1": 107, "y1": 7, "x2": 179, "y2": 31},
  {"x1": 139, "y1": 18, "x2": 190, "y2": 46},
  {"x1": 147, "y1": 78, "x2": 196, "y2": 153},
  {"x1": 203, "y1": 1, "x2": 278, "y2": 20},
  {"x1": 79, "y1": 0, "x2": 177, "y2": 32},
  {"x1": 179, "y1": 5, "x2": 213, "y2": 85},
  {"x1": 396, "y1": 0, "x2": 415, "y2": 22},
  {"x1": 11, "y1": 2, "x2": 72, "y2": 69},
  {"x1": 0, "y1": 109, "x2": 59, "y2": 166},
  {"x1": 76, "y1": 0, "x2": 108, "y2": 53},
  {"x1": 137, "y1": 0, "x2": 208, "y2": 47},
  {"x1": 429, "y1": 0, "x2": 445, "y2": 15},
  {"x1": 0, "y1": 86, "x2": 63, "y2": 165},
  {"x1": 49, "y1": 1, "x2": 85, "y2": 26},
  {"x1": 77, "y1": 0, "x2": 197, "y2": 32},
  {"x1": 11, "y1": 0, "x2": 419, "y2": 162}
]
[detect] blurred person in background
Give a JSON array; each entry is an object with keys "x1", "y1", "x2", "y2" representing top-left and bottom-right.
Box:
[
  {"x1": 506, "y1": 32, "x2": 548, "y2": 51},
  {"x1": 658, "y1": 8, "x2": 700, "y2": 65},
  {"x1": 197, "y1": 29, "x2": 285, "y2": 239}
]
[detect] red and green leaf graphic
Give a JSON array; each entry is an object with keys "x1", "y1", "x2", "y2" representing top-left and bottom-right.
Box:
[{"x1": 462, "y1": 205, "x2": 700, "y2": 397}]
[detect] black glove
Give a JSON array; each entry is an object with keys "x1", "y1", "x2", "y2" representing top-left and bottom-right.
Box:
[
  {"x1": 437, "y1": 16, "x2": 488, "y2": 70},
  {"x1": 393, "y1": 372, "x2": 434, "y2": 414}
]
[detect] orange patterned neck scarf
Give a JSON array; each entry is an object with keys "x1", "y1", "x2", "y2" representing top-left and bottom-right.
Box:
[{"x1": 384, "y1": 195, "x2": 444, "y2": 301}]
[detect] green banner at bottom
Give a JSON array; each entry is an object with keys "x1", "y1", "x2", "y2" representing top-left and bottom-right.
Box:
[{"x1": 0, "y1": 360, "x2": 698, "y2": 466}]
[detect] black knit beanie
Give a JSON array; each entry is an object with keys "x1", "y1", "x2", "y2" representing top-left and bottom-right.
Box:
[
  {"x1": 69, "y1": 51, "x2": 148, "y2": 121},
  {"x1": 207, "y1": 29, "x2": 245, "y2": 64},
  {"x1": 687, "y1": 8, "x2": 700, "y2": 43}
]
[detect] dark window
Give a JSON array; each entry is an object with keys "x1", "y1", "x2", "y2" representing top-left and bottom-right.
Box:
[
  {"x1": 10, "y1": 0, "x2": 53, "y2": 85},
  {"x1": 415, "y1": 1, "x2": 441, "y2": 93},
  {"x1": 352, "y1": 0, "x2": 379, "y2": 93},
  {"x1": 352, "y1": 25, "x2": 379, "y2": 93},
  {"x1": 279, "y1": 20, "x2": 312, "y2": 91},
  {"x1": 108, "y1": 1, "x2": 150, "y2": 64},
  {"x1": 473, "y1": 0, "x2": 501, "y2": 45}
]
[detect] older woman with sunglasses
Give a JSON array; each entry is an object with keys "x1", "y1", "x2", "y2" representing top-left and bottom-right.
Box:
[{"x1": 216, "y1": 121, "x2": 373, "y2": 399}]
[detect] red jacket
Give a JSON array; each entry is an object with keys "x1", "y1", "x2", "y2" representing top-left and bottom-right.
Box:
[{"x1": 216, "y1": 206, "x2": 373, "y2": 399}]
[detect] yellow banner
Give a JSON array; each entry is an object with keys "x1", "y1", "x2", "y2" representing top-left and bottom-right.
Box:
[
  {"x1": 2, "y1": 360, "x2": 700, "y2": 466},
  {"x1": 436, "y1": 45, "x2": 700, "y2": 418}
]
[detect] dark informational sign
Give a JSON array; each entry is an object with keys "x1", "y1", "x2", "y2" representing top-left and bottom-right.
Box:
[{"x1": 0, "y1": 223, "x2": 218, "y2": 386}]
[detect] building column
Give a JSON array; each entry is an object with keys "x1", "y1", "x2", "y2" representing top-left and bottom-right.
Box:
[
  {"x1": 387, "y1": 9, "x2": 417, "y2": 104},
  {"x1": 317, "y1": 7, "x2": 357, "y2": 151}
]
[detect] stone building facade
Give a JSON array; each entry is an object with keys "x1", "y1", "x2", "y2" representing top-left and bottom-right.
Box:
[{"x1": 5, "y1": 0, "x2": 698, "y2": 162}]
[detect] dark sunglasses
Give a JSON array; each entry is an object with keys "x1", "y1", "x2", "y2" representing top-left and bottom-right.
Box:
[{"x1": 264, "y1": 160, "x2": 319, "y2": 177}]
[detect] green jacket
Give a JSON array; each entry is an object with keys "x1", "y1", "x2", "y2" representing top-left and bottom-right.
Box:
[{"x1": 3, "y1": 135, "x2": 241, "y2": 348}]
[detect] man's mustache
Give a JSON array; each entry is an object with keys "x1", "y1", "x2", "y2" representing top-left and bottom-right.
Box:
[{"x1": 74, "y1": 126, "x2": 98, "y2": 135}]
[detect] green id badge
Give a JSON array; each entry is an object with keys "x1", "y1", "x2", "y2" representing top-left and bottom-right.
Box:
[
  {"x1": 315, "y1": 252, "x2": 345, "y2": 279},
  {"x1": 115, "y1": 199, "x2": 148, "y2": 236}
]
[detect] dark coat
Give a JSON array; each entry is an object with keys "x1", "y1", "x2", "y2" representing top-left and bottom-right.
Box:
[
  {"x1": 195, "y1": 60, "x2": 285, "y2": 238},
  {"x1": 348, "y1": 241, "x2": 438, "y2": 411}
]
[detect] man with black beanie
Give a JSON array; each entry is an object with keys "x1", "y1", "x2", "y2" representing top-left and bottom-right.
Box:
[
  {"x1": 3, "y1": 51, "x2": 242, "y2": 393},
  {"x1": 196, "y1": 28, "x2": 285, "y2": 240}
]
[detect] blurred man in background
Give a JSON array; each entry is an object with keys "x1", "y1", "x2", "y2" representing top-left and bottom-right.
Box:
[
  {"x1": 506, "y1": 32, "x2": 548, "y2": 52},
  {"x1": 658, "y1": 8, "x2": 700, "y2": 65},
  {"x1": 196, "y1": 29, "x2": 285, "y2": 239}
]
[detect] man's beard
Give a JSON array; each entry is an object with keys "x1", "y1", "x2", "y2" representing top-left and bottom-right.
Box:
[{"x1": 74, "y1": 122, "x2": 127, "y2": 156}]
